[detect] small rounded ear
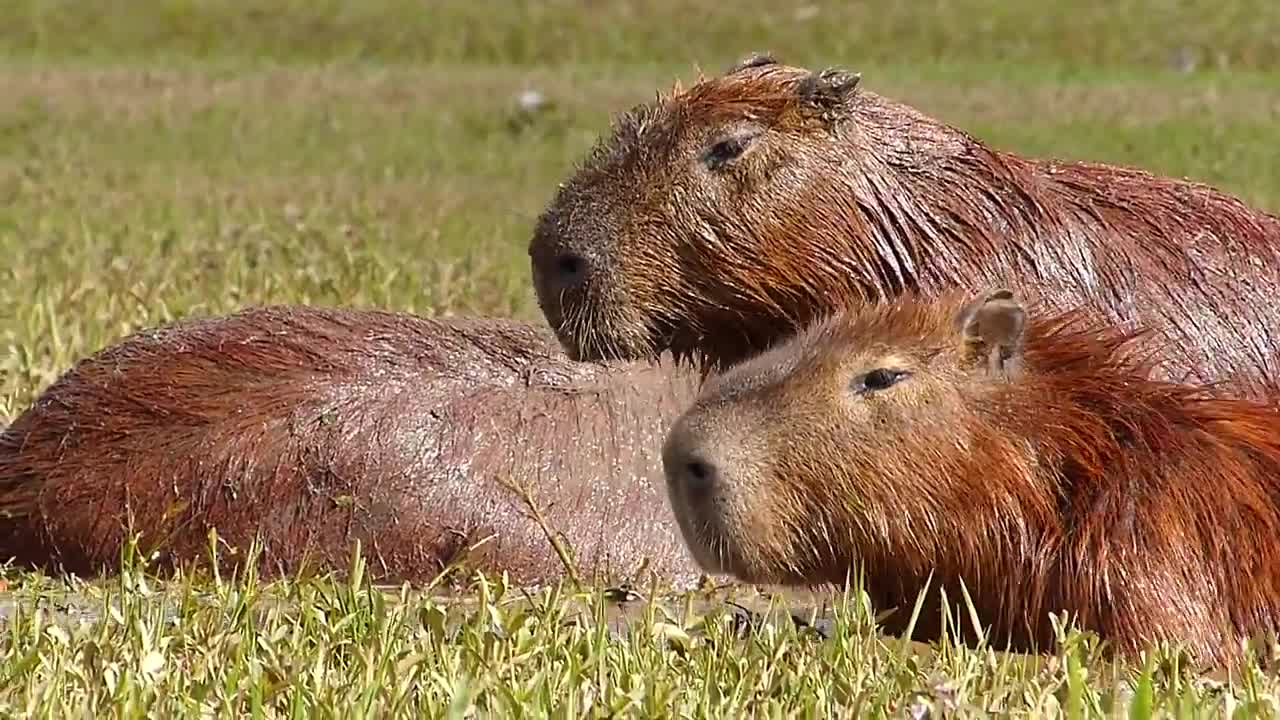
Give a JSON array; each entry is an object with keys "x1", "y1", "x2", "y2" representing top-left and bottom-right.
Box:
[
  {"x1": 796, "y1": 67, "x2": 862, "y2": 120},
  {"x1": 725, "y1": 52, "x2": 779, "y2": 75},
  {"x1": 956, "y1": 289, "x2": 1027, "y2": 376}
]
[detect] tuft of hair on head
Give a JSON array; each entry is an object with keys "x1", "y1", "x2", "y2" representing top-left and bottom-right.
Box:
[
  {"x1": 724, "y1": 51, "x2": 780, "y2": 76},
  {"x1": 656, "y1": 74, "x2": 688, "y2": 103},
  {"x1": 795, "y1": 65, "x2": 863, "y2": 122},
  {"x1": 954, "y1": 288, "x2": 1028, "y2": 377}
]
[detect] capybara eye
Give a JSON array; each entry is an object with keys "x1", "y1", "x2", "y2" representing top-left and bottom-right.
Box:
[
  {"x1": 703, "y1": 135, "x2": 750, "y2": 170},
  {"x1": 854, "y1": 368, "x2": 909, "y2": 394}
]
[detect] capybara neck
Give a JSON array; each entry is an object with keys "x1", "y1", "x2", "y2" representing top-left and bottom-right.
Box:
[
  {"x1": 0, "y1": 305, "x2": 709, "y2": 589},
  {"x1": 529, "y1": 53, "x2": 1280, "y2": 398},
  {"x1": 662, "y1": 288, "x2": 1280, "y2": 668}
]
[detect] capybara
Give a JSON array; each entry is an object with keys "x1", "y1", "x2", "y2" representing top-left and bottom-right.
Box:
[
  {"x1": 0, "y1": 305, "x2": 709, "y2": 589},
  {"x1": 528, "y1": 53, "x2": 1280, "y2": 397},
  {"x1": 661, "y1": 287, "x2": 1280, "y2": 667}
]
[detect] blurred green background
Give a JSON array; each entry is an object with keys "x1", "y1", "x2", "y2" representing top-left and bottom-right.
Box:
[{"x1": 2, "y1": 0, "x2": 1278, "y2": 419}]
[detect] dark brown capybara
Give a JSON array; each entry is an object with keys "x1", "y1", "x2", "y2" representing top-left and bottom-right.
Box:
[
  {"x1": 0, "y1": 305, "x2": 709, "y2": 589},
  {"x1": 661, "y1": 287, "x2": 1280, "y2": 668},
  {"x1": 528, "y1": 53, "x2": 1280, "y2": 397}
]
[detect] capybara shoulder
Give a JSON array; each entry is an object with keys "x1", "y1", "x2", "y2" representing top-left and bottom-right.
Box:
[
  {"x1": 0, "y1": 305, "x2": 706, "y2": 588},
  {"x1": 662, "y1": 288, "x2": 1280, "y2": 668},
  {"x1": 529, "y1": 53, "x2": 1280, "y2": 397}
]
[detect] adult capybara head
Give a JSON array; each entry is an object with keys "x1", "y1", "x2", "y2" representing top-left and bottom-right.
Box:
[
  {"x1": 529, "y1": 53, "x2": 872, "y2": 366},
  {"x1": 660, "y1": 287, "x2": 1028, "y2": 584},
  {"x1": 530, "y1": 52, "x2": 1280, "y2": 397}
]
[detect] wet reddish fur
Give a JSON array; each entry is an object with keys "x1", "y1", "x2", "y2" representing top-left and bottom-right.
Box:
[
  {"x1": 530, "y1": 57, "x2": 1280, "y2": 399},
  {"x1": 672, "y1": 292, "x2": 1280, "y2": 668},
  {"x1": 0, "y1": 305, "x2": 706, "y2": 588}
]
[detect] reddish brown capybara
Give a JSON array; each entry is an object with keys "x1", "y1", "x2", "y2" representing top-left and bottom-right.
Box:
[
  {"x1": 660, "y1": 287, "x2": 1280, "y2": 668},
  {"x1": 0, "y1": 305, "x2": 710, "y2": 589},
  {"x1": 527, "y1": 53, "x2": 1280, "y2": 398}
]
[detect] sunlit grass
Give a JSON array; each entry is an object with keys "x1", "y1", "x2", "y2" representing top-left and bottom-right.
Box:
[
  {"x1": 2, "y1": 538, "x2": 1277, "y2": 717},
  {"x1": 3, "y1": 1, "x2": 1280, "y2": 715}
]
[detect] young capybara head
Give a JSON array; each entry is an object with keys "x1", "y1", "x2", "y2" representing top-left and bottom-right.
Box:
[
  {"x1": 661, "y1": 287, "x2": 1029, "y2": 585},
  {"x1": 529, "y1": 53, "x2": 873, "y2": 366},
  {"x1": 661, "y1": 288, "x2": 1280, "y2": 665}
]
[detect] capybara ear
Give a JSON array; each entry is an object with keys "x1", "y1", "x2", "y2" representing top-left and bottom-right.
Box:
[
  {"x1": 725, "y1": 52, "x2": 779, "y2": 75},
  {"x1": 796, "y1": 67, "x2": 862, "y2": 119},
  {"x1": 956, "y1": 289, "x2": 1027, "y2": 376}
]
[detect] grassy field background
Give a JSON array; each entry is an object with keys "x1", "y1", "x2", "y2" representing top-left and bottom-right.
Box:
[{"x1": 2, "y1": 1, "x2": 1280, "y2": 715}]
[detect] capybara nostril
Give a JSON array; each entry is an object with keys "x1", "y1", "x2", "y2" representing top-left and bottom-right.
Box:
[
  {"x1": 682, "y1": 457, "x2": 716, "y2": 495},
  {"x1": 552, "y1": 252, "x2": 588, "y2": 291},
  {"x1": 664, "y1": 439, "x2": 720, "y2": 499}
]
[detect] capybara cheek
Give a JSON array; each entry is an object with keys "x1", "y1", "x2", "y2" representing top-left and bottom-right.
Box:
[
  {"x1": 703, "y1": 484, "x2": 805, "y2": 582},
  {"x1": 663, "y1": 481, "x2": 742, "y2": 576},
  {"x1": 662, "y1": 449, "x2": 775, "y2": 577},
  {"x1": 673, "y1": 499, "x2": 734, "y2": 574},
  {"x1": 541, "y1": 289, "x2": 656, "y2": 362}
]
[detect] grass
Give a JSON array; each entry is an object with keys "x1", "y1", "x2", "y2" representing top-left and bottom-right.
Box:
[
  {"x1": 3, "y1": 540, "x2": 1277, "y2": 718},
  {"x1": 1, "y1": 0, "x2": 1279, "y2": 715}
]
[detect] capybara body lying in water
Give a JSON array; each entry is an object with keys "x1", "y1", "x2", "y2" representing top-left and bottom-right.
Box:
[
  {"x1": 528, "y1": 53, "x2": 1280, "y2": 397},
  {"x1": 0, "y1": 305, "x2": 707, "y2": 588},
  {"x1": 662, "y1": 288, "x2": 1280, "y2": 667}
]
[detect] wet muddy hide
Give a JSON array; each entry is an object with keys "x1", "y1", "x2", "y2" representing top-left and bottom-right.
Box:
[{"x1": 0, "y1": 305, "x2": 708, "y2": 589}]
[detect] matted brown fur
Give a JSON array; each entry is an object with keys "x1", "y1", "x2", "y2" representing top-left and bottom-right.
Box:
[
  {"x1": 0, "y1": 305, "x2": 707, "y2": 588},
  {"x1": 662, "y1": 288, "x2": 1280, "y2": 668},
  {"x1": 529, "y1": 53, "x2": 1280, "y2": 398}
]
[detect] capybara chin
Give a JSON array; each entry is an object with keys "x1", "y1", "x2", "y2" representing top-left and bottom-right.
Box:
[
  {"x1": 528, "y1": 52, "x2": 1280, "y2": 397},
  {"x1": 662, "y1": 288, "x2": 1280, "y2": 667},
  {"x1": 0, "y1": 305, "x2": 708, "y2": 589}
]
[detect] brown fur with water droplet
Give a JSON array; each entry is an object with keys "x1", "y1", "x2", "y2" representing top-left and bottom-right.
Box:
[
  {"x1": 0, "y1": 305, "x2": 707, "y2": 589},
  {"x1": 662, "y1": 288, "x2": 1280, "y2": 668},
  {"x1": 528, "y1": 53, "x2": 1280, "y2": 398}
]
